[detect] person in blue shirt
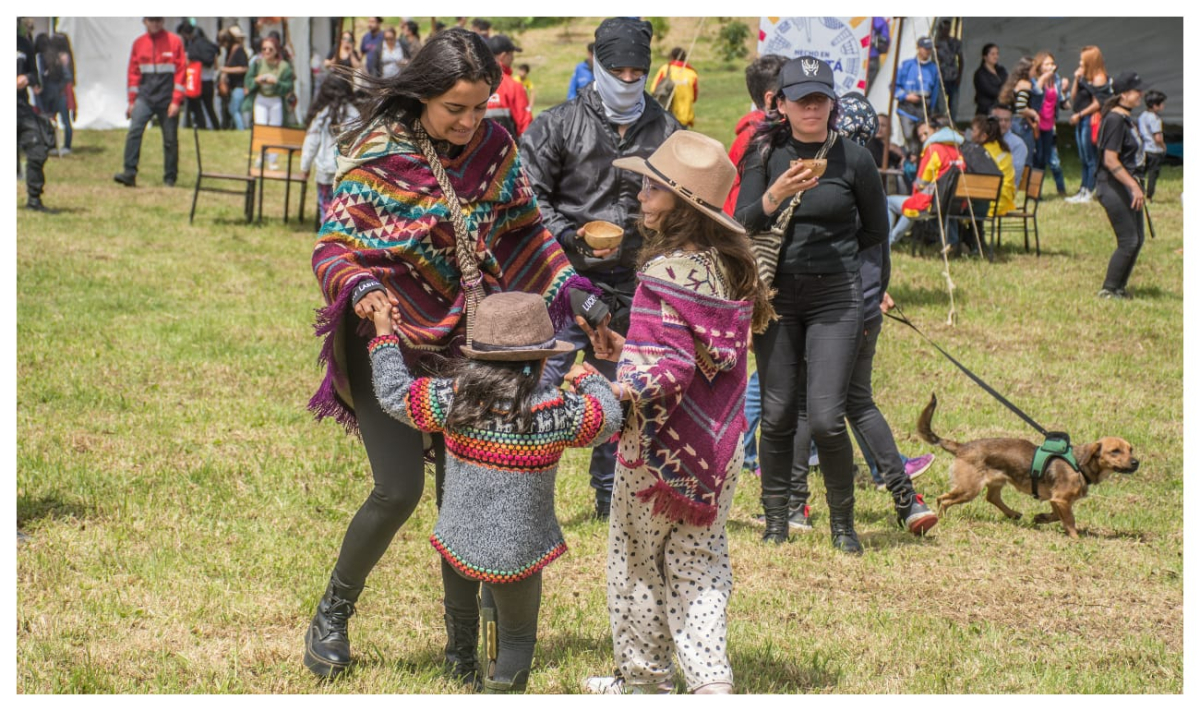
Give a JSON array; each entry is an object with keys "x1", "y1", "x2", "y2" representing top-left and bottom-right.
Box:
[
  {"x1": 894, "y1": 36, "x2": 941, "y2": 154},
  {"x1": 566, "y1": 42, "x2": 595, "y2": 100}
]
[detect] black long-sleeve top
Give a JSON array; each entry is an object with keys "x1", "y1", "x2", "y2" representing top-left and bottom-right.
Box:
[
  {"x1": 973, "y1": 64, "x2": 1007, "y2": 116},
  {"x1": 735, "y1": 134, "x2": 889, "y2": 275}
]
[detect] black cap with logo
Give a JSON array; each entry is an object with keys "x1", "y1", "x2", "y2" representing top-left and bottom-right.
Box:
[{"x1": 780, "y1": 56, "x2": 837, "y2": 102}]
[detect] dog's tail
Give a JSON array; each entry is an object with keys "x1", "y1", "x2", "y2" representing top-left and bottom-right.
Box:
[{"x1": 917, "y1": 392, "x2": 961, "y2": 454}]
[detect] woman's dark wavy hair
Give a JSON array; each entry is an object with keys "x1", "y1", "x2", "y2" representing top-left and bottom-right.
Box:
[
  {"x1": 637, "y1": 200, "x2": 776, "y2": 333},
  {"x1": 972, "y1": 115, "x2": 1010, "y2": 153},
  {"x1": 305, "y1": 73, "x2": 357, "y2": 128},
  {"x1": 443, "y1": 358, "x2": 544, "y2": 433},
  {"x1": 997, "y1": 56, "x2": 1033, "y2": 108},
  {"x1": 741, "y1": 82, "x2": 841, "y2": 170},
  {"x1": 336, "y1": 28, "x2": 502, "y2": 145}
]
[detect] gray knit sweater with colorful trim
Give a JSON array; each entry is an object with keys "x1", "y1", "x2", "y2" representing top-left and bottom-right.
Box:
[{"x1": 369, "y1": 334, "x2": 622, "y2": 583}]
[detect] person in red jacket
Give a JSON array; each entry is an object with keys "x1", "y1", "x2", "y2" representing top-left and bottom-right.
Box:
[
  {"x1": 114, "y1": 17, "x2": 186, "y2": 188},
  {"x1": 724, "y1": 54, "x2": 787, "y2": 216},
  {"x1": 485, "y1": 34, "x2": 531, "y2": 138}
]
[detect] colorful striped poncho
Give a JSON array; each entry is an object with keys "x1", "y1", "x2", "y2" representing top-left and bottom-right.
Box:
[
  {"x1": 310, "y1": 118, "x2": 593, "y2": 431},
  {"x1": 616, "y1": 252, "x2": 753, "y2": 527}
]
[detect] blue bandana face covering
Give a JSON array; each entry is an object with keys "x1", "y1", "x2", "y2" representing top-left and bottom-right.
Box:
[{"x1": 593, "y1": 61, "x2": 647, "y2": 125}]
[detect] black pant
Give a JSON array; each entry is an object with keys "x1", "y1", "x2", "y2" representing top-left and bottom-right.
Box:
[
  {"x1": 1096, "y1": 176, "x2": 1145, "y2": 292},
  {"x1": 442, "y1": 561, "x2": 541, "y2": 683},
  {"x1": 772, "y1": 318, "x2": 916, "y2": 505},
  {"x1": 123, "y1": 98, "x2": 179, "y2": 182},
  {"x1": 17, "y1": 101, "x2": 48, "y2": 199},
  {"x1": 1144, "y1": 153, "x2": 1164, "y2": 200},
  {"x1": 754, "y1": 271, "x2": 863, "y2": 503},
  {"x1": 332, "y1": 314, "x2": 446, "y2": 588},
  {"x1": 187, "y1": 80, "x2": 220, "y2": 129}
]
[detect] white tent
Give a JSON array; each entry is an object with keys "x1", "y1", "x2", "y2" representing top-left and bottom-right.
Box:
[{"x1": 55, "y1": 17, "x2": 334, "y2": 130}]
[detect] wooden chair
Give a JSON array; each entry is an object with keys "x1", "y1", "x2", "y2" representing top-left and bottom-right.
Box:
[
  {"x1": 949, "y1": 172, "x2": 1003, "y2": 259},
  {"x1": 190, "y1": 125, "x2": 256, "y2": 223},
  {"x1": 996, "y1": 167, "x2": 1045, "y2": 256},
  {"x1": 248, "y1": 124, "x2": 309, "y2": 224}
]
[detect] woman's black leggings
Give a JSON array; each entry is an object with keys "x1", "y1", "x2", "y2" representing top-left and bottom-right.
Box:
[
  {"x1": 754, "y1": 271, "x2": 863, "y2": 506},
  {"x1": 1096, "y1": 176, "x2": 1145, "y2": 292},
  {"x1": 442, "y1": 560, "x2": 542, "y2": 683},
  {"x1": 332, "y1": 318, "x2": 445, "y2": 589}
]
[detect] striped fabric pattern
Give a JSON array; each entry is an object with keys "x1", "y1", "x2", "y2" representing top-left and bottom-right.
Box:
[
  {"x1": 309, "y1": 119, "x2": 595, "y2": 431},
  {"x1": 617, "y1": 253, "x2": 753, "y2": 527}
]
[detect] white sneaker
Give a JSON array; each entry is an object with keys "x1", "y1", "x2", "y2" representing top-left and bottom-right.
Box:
[
  {"x1": 1065, "y1": 188, "x2": 1093, "y2": 204},
  {"x1": 582, "y1": 675, "x2": 672, "y2": 694}
]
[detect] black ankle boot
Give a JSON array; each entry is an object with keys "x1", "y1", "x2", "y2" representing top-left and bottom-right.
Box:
[
  {"x1": 482, "y1": 668, "x2": 530, "y2": 694},
  {"x1": 303, "y1": 572, "x2": 362, "y2": 678},
  {"x1": 826, "y1": 491, "x2": 863, "y2": 555},
  {"x1": 444, "y1": 611, "x2": 480, "y2": 689},
  {"x1": 761, "y1": 495, "x2": 790, "y2": 544}
]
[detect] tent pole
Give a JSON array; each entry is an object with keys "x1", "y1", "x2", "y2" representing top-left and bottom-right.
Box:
[{"x1": 883, "y1": 16, "x2": 904, "y2": 169}]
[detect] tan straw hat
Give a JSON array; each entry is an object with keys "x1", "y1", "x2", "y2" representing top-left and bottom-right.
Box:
[
  {"x1": 612, "y1": 131, "x2": 745, "y2": 235},
  {"x1": 458, "y1": 292, "x2": 576, "y2": 361}
]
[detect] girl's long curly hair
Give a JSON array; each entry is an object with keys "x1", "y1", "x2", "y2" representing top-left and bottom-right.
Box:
[{"x1": 637, "y1": 201, "x2": 776, "y2": 333}]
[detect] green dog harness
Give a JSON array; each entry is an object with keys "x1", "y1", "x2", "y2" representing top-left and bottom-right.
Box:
[{"x1": 1030, "y1": 432, "x2": 1082, "y2": 498}]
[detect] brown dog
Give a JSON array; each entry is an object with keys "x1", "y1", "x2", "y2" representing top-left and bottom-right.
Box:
[{"x1": 917, "y1": 393, "x2": 1139, "y2": 538}]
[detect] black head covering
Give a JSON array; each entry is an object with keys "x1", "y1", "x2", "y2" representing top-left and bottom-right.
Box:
[{"x1": 593, "y1": 17, "x2": 653, "y2": 73}]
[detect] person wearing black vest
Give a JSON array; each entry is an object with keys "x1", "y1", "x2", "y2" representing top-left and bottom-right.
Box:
[
  {"x1": 735, "y1": 56, "x2": 888, "y2": 554},
  {"x1": 1095, "y1": 72, "x2": 1148, "y2": 300},
  {"x1": 520, "y1": 17, "x2": 681, "y2": 520}
]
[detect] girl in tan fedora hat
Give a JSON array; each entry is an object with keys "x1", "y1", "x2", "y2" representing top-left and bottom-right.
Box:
[
  {"x1": 368, "y1": 292, "x2": 622, "y2": 693},
  {"x1": 582, "y1": 131, "x2": 772, "y2": 695}
]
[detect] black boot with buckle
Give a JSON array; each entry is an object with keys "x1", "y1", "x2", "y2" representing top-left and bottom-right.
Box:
[
  {"x1": 303, "y1": 571, "x2": 362, "y2": 678},
  {"x1": 760, "y1": 495, "x2": 791, "y2": 544},
  {"x1": 826, "y1": 490, "x2": 863, "y2": 555},
  {"x1": 444, "y1": 610, "x2": 480, "y2": 689}
]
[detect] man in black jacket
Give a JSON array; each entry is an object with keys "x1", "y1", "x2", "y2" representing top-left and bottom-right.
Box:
[
  {"x1": 520, "y1": 17, "x2": 681, "y2": 519},
  {"x1": 178, "y1": 22, "x2": 220, "y2": 130},
  {"x1": 18, "y1": 18, "x2": 52, "y2": 212}
]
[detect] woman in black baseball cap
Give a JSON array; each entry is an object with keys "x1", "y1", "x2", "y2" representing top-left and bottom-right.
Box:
[
  {"x1": 1094, "y1": 71, "x2": 1148, "y2": 299},
  {"x1": 734, "y1": 55, "x2": 890, "y2": 554}
]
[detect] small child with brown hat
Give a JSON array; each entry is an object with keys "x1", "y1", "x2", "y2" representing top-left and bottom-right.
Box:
[{"x1": 368, "y1": 291, "x2": 623, "y2": 693}]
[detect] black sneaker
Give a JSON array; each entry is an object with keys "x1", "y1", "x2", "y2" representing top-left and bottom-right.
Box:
[
  {"x1": 164, "y1": 178, "x2": 176, "y2": 187},
  {"x1": 113, "y1": 171, "x2": 137, "y2": 187},
  {"x1": 896, "y1": 493, "x2": 938, "y2": 536},
  {"x1": 788, "y1": 504, "x2": 813, "y2": 530}
]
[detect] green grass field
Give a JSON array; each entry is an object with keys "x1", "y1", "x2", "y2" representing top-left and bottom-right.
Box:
[{"x1": 16, "y1": 18, "x2": 1183, "y2": 694}]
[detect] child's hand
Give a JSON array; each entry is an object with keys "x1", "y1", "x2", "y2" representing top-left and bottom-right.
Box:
[
  {"x1": 563, "y1": 362, "x2": 599, "y2": 392},
  {"x1": 372, "y1": 307, "x2": 394, "y2": 336}
]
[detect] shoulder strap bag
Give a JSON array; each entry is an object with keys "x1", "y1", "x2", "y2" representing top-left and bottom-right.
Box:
[{"x1": 749, "y1": 130, "x2": 838, "y2": 287}]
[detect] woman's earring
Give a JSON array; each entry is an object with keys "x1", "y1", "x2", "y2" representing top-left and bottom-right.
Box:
[{"x1": 522, "y1": 364, "x2": 532, "y2": 376}]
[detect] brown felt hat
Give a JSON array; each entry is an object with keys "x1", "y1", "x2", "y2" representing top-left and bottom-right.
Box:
[
  {"x1": 612, "y1": 131, "x2": 746, "y2": 235},
  {"x1": 459, "y1": 292, "x2": 576, "y2": 361}
]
